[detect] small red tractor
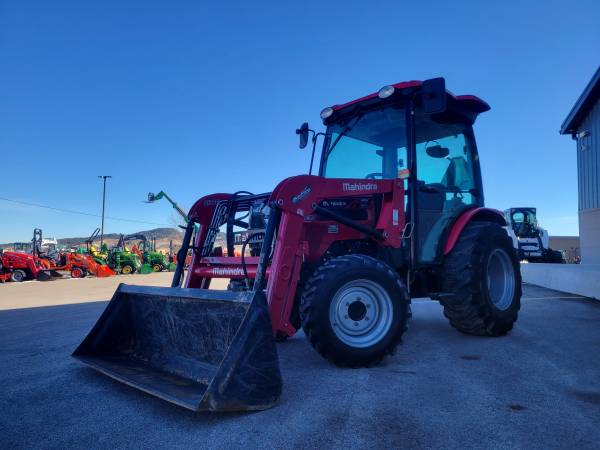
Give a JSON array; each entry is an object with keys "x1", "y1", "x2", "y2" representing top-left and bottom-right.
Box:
[
  {"x1": 30, "y1": 228, "x2": 97, "y2": 279},
  {"x1": 74, "y1": 78, "x2": 521, "y2": 412},
  {"x1": 0, "y1": 250, "x2": 53, "y2": 282}
]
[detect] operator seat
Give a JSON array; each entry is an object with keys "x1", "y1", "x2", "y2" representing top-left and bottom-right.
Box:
[
  {"x1": 419, "y1": 157, "x2": 474, "y2": 262},
  {"x1": 415, "y1": 181, "x2": 446, "y2": 256}
]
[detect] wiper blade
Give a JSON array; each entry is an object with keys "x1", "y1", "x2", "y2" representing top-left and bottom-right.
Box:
[{"x1": 325, "y1": 113, "x2": 365, "y2": 158}]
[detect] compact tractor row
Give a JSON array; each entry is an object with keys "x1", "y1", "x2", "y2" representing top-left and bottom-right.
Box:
[
  {"x1": 0, "y1": 226, "x2": 181, "y2": 283},
  {"x1": 0, "y1": 229, "x2": 116, "y2": 282},
  {"x1": 74, "y1": 77, "x2": 523, "y2": 413}
]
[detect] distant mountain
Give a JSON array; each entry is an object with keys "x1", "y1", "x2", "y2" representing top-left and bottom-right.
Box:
[
  {"x1": 1, "y1": 227, "x2": 183, "y2": 250},
  {"x1": 57, "y1": 227, "x2": 183, "y2": 248}
]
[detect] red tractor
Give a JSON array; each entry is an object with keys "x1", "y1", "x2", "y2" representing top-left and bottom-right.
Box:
[
  {"x1": 0, "y1": 250, "x2": 53, "y2": 282},
  {"x1": 74, "y1": 78, "x2": 521, "y2": 412},
  {"x1": 30, "y1": 228, "x2": 95, "y2": 279}
]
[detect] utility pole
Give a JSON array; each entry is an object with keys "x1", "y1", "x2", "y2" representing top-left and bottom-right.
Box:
[{"x1": 98, "y1": 175, "x2": 112, "y2": 248}]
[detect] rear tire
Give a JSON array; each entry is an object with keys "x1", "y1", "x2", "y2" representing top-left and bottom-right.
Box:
[
  {"x1": 11, "y1": 269, "x2": 26, "y2": 282},
  {"x1": 152, "y1": 263, "x2": 163, "y2": 272},
  {"x1": 300, "y1": 254, "x2": 409, "y2": 367},
  {"x1": 441, "y1": 221, "x2": 521, "y2": 336}
]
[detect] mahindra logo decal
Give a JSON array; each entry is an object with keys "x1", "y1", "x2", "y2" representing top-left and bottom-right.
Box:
[
  {"x1": 211, "y1": 267, "x2": 245, "y2": 276},
  {"x1": 292, "y1": 186, "x2": 312, "y2": 204},
  {"x1": 342, "y1": 182, "x2": 378, "y2": 192}
]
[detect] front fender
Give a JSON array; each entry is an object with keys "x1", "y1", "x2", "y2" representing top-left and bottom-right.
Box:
[{"x1": 443, "y1": 207, "x2": 506, "y2": 255}]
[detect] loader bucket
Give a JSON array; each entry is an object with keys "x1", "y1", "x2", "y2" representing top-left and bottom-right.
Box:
[
  {"x1": 94, "y1": 264, "x2": 115, "y2": 277},
  {"x1": 72, "y1": 284, "x2": 282, "y2": 412},
  {"x1": 36, "y1": 271, "x2": 53, "y2": 281},
  {"x1": 86, "y1": 258, "x2": 116, "y2": 277}
]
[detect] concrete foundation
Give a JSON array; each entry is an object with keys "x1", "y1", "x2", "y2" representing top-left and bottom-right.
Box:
[
  {"x1": 520, "y1": 263, "x2": 600, "y2": 299},
  {"x1": 579, "y1": 208, "x2": 600, "y2": 264}
]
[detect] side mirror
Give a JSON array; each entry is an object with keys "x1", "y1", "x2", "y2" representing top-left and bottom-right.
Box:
[
  {"x1": 296, "y1": 122, "x2": 309, "y2": 149},
  {"x1": 425, "y1": 145, "x2": 450, "y2": 158},
  {"x1": 422, "y1": 77, "x2": 447, "y2": 114}
]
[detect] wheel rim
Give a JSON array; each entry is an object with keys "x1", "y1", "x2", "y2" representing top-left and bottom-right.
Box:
[
  {"x1": 153, "y1": 264, "x2": 161, "y2": 272},
  {"x1": 13, "y1": 271, "x2": 24, "y2": 282},
  {"x1": 72, "y1": 269, "x2": 82, "y2": 278},
  {"x1": 122, "y1": 266, "x2": 132, "y2": 274},
  {"x1": 486, "y1": 248, "x2": 516, "y2": 311},
  {"x1": 329, "y1": 279, "x2": 393, "y2": 348}
]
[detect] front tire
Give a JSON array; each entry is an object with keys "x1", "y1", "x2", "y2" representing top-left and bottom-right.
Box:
[
  {"x1": 121, "y1": 264, "x2": 134, "y2": 275},
  {"x1": 71, "y1": 267, "x2": 84, "y2": 278},
  {"x1": 300, "y1": 254, "x2": 409, "y2": 367},
  {"x1": 441, "y1": 221, "x2": 521, "y2": 336},
  {"x1": 11, "y1": 269, "x2": 27, "y2": 282}
]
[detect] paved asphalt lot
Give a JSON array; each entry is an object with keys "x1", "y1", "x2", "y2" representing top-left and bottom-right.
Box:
[{"x1": 1, "y1": 283, "x2": 598, "y2": 449}]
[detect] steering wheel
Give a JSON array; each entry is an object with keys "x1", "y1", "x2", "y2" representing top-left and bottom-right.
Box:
[{"x1": 366, "y1": 172, "x2": 383, "y2": 179}]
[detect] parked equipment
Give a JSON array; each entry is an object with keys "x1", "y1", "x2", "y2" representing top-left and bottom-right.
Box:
[
  {"x1": 80, "y1": 228, "x2": 116, "y2": 277},
  {"x1": 0, "y1": 250, "x2": 52, "y2": 281},
  {"x1": 124, "y1": 234, "x2": 170, "y2": 272},
  {"x1": 74, "y1": 78, "x2": 521, "y2": 412},
  {"x1": 504, "y1": 208, "x2": 565, "y2": 263},
  {"x1": 106, "y1": 236, "x2": 142, "y2": 274},
  {"x1": 146, "y1": 191, "x2": 189, "y2": 223}
]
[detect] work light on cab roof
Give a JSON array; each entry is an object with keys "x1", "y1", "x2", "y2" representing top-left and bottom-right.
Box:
[
  {"x1": 320, "y1": 107, "x2": 334, "y2": 120},
  {"x1": 377, "y1": 85, "x2": 395, "y2": 98}
]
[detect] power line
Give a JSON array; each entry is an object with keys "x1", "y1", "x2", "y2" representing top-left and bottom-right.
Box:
[{"x1": 0, "y1": 196, "x2": 170, "y2": 227}]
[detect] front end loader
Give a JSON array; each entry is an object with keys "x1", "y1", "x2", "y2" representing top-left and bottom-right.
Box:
[{"x1": 74, "y1": 78, "x2": 521, "y2": 412}]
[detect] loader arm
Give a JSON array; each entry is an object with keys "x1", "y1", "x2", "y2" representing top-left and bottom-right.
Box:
[{"x1": 184, "y1": 175, "x2": 405, "y2": 337}]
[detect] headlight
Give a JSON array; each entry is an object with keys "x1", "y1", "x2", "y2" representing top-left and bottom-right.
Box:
[
  {"x1": 320, "y1": 107, "x2": 334, "y2": 119},
  {"x1": 378, "y1": 85, "x2": 395, "y2": 99}
]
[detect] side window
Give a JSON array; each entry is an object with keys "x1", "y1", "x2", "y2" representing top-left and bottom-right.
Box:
[
  {"x1": 416, "y1": 132, "x2": 477, "y2": 206},
  {"x1": 512, "y1": 212, "x2": 524, "y2": 223}
]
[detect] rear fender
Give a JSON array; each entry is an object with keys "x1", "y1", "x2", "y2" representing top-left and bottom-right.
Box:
[{"x1": 443, "y1": 207, "x2": 506, "y2": 255}]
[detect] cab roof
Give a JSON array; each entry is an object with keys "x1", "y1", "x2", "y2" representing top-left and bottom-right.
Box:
[{"x1": 328, "y1": 79, "x2": 490, "y2": 120}]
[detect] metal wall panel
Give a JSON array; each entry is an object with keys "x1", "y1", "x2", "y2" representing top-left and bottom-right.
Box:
[{"x1": 577, "y1": 99, "x2": 600, "y2": 210}]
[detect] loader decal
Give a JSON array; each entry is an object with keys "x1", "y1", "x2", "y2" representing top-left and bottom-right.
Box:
[
  {"x1": 211, "y1": 267, "x2": 245, "y2": 276},
  {"x1": 291, "y1": 186, "x2": 312, "y2": 204},
  {"x1": 342, "y1": 182, "x2": 378, "y2": 192}
]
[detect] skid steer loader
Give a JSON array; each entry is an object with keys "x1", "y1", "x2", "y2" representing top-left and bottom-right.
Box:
[
  {"x1": 74, "y1": 78, "x2": 521, "y2": 412},
  {"x1": 504, "y1": 207, "x2": 565, "y2": 263}
]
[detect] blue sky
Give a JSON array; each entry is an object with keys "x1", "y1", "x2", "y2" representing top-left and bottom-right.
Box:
[{"x1": 1, "y1": 0, "x2": 598, "y2": 241}]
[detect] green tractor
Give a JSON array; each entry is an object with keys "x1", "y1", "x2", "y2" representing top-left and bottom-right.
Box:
[
  {"x1": 122, "y1": 234, "x2": 173, "y2": 273},
  {"x1": 107, "y1": 235, "x2": 142, "y2": 275}
]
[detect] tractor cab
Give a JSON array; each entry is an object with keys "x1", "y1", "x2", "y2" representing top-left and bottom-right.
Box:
[{"x1": 309, "y1": 79, "x2": 488, "y2": 264}]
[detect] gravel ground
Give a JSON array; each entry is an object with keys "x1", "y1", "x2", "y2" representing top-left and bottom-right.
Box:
[{"x1": 0, "y1": 282, "x2": 598, "y2": 449}]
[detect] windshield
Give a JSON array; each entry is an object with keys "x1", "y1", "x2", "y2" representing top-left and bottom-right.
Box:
[
  {"x1": 321, "y1": 106, "x2": 407, "y2": 179},
  {"x1": 510, "y1": 209, "x2": 538, "y2": 237}
]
